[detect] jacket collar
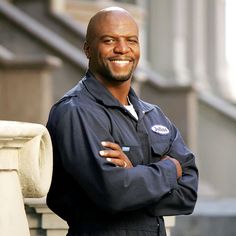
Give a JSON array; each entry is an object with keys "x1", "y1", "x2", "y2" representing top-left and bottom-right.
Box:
[
  {"x1": 70, "y1": 71, "x2": 155, "y2": 114},
  {"x1": 83, "y1": 71, "x2": 121, "y2": 107}
]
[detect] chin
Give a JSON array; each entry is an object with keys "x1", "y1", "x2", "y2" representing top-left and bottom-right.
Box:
[
  {"x1": 110, "y1": 71, "x2": 133, "y2": 82},
  {"x1": 113, "y1": 75, "x2": 131, "y2": 81}
]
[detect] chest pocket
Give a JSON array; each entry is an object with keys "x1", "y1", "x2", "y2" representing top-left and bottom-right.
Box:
[
  {"x1": 121, "y1": 145, "x2": 144, "y2": 166},
  {"x1": 151, "y1": 141, "x2": 170, "y2": 162}
]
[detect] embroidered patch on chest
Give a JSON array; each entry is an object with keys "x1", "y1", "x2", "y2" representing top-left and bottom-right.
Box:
[{"x1": 151, "y1": 125, "x2": 169, "y2": 135}]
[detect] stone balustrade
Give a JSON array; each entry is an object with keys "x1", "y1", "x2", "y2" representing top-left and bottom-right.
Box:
[{"x1": 0, "y1": 121, "x2": 52, "y2": 236}]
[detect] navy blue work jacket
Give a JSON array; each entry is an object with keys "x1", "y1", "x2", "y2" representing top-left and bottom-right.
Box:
[{"x1": 46, "y1": 72, "x2": 198, "y2": 236}]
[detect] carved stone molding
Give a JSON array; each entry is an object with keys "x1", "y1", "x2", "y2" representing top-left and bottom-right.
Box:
[{"x1": 0, "y1": 121, "x2": 52, "y2": 236}]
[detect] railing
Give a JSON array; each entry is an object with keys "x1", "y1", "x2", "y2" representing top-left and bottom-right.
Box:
[{"x1": 0, "y1": 121, "x2": 52, "y2": 236}]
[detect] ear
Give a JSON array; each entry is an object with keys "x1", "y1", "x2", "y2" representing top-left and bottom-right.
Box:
[{"x1": 83, "y1": 41, "x2": 91, "y2": 59}]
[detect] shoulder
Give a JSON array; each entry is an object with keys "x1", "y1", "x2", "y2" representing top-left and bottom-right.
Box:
[
  {"x1": 140, "y1": 99, "x2": 175, "y2": 131},
  {"x1": 139, "y1": 99, "x2": 168, "y2": 118},
  {"x1": 47, "y1": 86, "x2": 109, "y2": 131}
]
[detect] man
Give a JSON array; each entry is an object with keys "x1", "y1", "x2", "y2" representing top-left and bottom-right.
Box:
[{"x1": 46, "y1": 6, "x2": 198, "y2": 236}]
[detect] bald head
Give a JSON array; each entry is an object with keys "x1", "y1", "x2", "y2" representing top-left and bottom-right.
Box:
[{"x1": 86, "y1": 7, "x2": 138, "y2": 43}]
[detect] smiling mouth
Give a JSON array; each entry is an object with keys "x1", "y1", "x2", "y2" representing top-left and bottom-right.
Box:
[
  {"x1": 109, "y1": 58, "x2": 132, "y2": 66},
  {"x1": 112, "y1": 60, "x2": 130, "y2": 65}
]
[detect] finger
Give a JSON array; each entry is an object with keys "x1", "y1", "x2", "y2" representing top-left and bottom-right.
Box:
[
  {"x1": 161, "y1": 155, "x2": 171, "y2": 160},
  {"x1": 99, "y1": 149, "x2": 120, "y2": 158},
  {"x1": 101, "y1": 141, "x2": 121, "y2": 151},
  {"x1": 106, "y1": 158, "x2": 127, "y2": 168}
]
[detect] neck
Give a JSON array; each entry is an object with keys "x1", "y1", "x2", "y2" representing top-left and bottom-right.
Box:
[
  {"x1": 91, "y1": 72, "x2": 131, "y2": 105},
  {"x1": 105, "y1": 82, "x2": 130, "y2": 105}
]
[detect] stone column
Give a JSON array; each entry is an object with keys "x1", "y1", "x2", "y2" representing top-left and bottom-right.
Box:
[
  {"x1": 0, "y1": 121, "x2": 52, "y2": 236},
  {"x1": 206, "y1": 0, "x2": 229, "y2": 99},
  {"x1": 147, "y1": 0, "x2": 190, "y2": 84},
  {"x1": 186, "y1": 0, "x2": 209, "y2": 91}
]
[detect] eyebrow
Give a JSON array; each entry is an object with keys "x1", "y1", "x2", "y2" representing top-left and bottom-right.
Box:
[{"x1": 100, "y1": 35, "x2": 139, "y2": 40}]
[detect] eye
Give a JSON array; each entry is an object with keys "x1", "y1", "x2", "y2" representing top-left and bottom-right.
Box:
[
  {"x1": 102, "y1": 38, "x2": 115, "y2": 44},
  {"x1": 127, "y1": 38, "x2": 139, "y2": 45}
]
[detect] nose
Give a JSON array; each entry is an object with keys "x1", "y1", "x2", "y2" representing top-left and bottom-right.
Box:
[{"x1": 113, "y1": 40, "x2": 130, "y2": 54}]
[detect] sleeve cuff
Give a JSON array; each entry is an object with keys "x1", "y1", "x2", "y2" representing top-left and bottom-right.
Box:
[{"x1": 159, "y1": 159, "x2": 178, "y2": 190}]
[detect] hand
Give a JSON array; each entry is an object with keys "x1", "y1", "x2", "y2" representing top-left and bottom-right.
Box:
[
  {"x1": 99, "y1": 141, "x2": 133, "y2": 169},
  {"x1": 161, "y1": 155, "x2": 182, "y2": 179}
]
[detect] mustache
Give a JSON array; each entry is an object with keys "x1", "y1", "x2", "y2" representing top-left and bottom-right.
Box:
[{"x1": 108, "y1": 57, "x2": 134, "y2": 61}]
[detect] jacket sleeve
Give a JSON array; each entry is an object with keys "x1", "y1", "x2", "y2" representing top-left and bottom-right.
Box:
[
  {"x1": 47, "y1": 103, "x2": 181, "y2": 214},
  {"x1": 147, "y1": 124, "x2": 199, "y2": 216}
]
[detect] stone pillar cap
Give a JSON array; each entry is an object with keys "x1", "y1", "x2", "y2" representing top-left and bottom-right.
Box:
[{"x1": 0, "y1": 120, "x2": 53, "y2": 197}]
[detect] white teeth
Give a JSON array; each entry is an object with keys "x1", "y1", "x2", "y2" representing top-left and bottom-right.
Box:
[{"x1": 112, "y1": 60, "x2": 130, "y2": 64}]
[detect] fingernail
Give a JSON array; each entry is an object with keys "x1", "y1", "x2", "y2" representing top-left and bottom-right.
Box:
[
  {"x1": 101, "y1": 141, "x2": 107, "y2": 146},
  {"x1": 99, "y1": 150, "x2": 105, "y2": 155},
  {"x1": 106, "y1": 158, "x2": 111, "y2": 162}
]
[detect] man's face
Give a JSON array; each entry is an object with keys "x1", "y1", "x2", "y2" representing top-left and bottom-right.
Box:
[{"x1": 84, "y1": 12, "x2": 140, "y2": 83}]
